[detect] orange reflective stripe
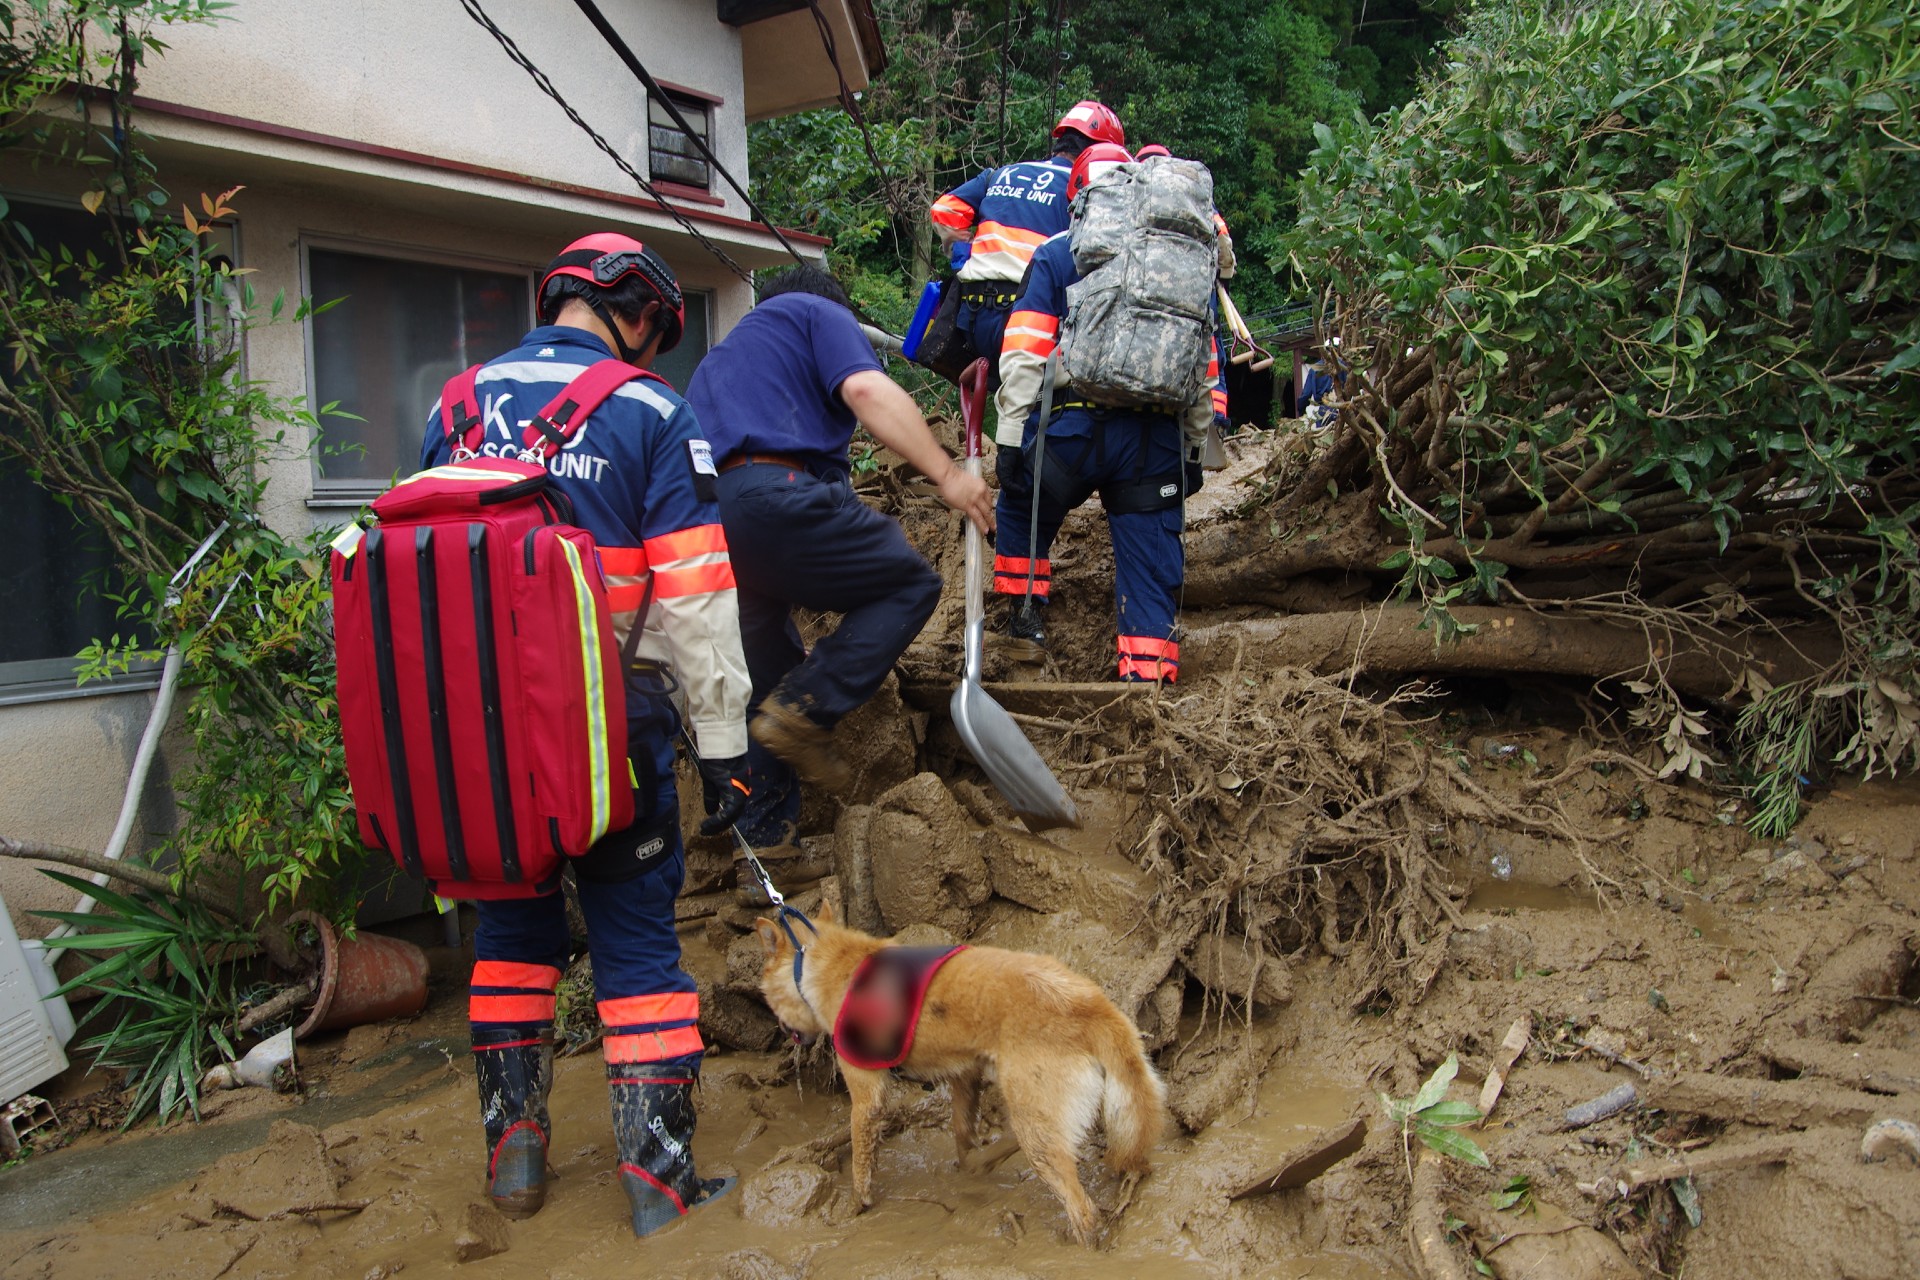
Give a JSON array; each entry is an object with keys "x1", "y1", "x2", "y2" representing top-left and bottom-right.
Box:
[
  {"x1": 973, "y1": 221, "x2": 1049, "y2": 253},
  {"x1": 469, "y1": 993, "x2": 557, "y2": 1023},
  {"x1": 1004, "y1": 310, "x2": 1058, "y2": 337},
  {"x1": 994, "y1": 575, "x2": 1051, "y2": 596},
  {"x1": 643, "y1": 523, "x2": 728, "y2": 564},
  {"x1": 598, "y1": 991, "x2": 701, "y2": 1027},
  {"x1": 930, "y1": 194, "x2": 975, "y2": 229},
  {"x1": 1214, "y1": 212, "x2": 1230, "y2": 236},
  {"x1": 1001, "y1": 331, "x2": 1058, "y2": 358},
  {"x1": 1118, "y1": 656, "x2": 1179, "y2": 682},
  {"x1": 605, "y1": 580, "x2": 650, "y2": 612},
  {"x1": 652, "y1": 561, "x2": 737, "y2": 598},
  {"x1": 472, "y1": 961, "x2": 562, "y2": 990},
  {"x1": 599, "y1": 546, "x2": 647, "y2": 575},
  {"x1": 1119, "y1": 635, "x2": 1180, "y2": 660},
  {"x1": 603, "y1": 1025, "x2": 706, "y2": 1064},
  {"x1": 1211, "y1": 389, "x2": 1230, "y2": 413},
  {"x1": 993, "y1": 554, "x2": 1049, "y2": 577}
]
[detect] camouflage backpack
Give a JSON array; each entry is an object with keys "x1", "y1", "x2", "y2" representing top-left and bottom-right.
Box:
[{"x1": 1058, "y1": 157, "x2": 1217, "y2": 411}]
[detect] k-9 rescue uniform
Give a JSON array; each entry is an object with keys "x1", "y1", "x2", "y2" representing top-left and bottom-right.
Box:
[
  {"x1": 930, "y1": 100, "x2": 1125, "y2": 380},
  {"x1": 418, "y1": 235, "x2": 751, "y2": 1236},
  {"x1": 992, "y1": 230, "x2": 1214, "y2": 683}
]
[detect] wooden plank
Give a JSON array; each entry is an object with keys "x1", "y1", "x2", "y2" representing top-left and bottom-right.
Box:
[
  {"x1": 1477, "y1": 1015, "x2": 1533, "y2": 1118},
  {"x1": 1228, "y1": 1117, "x2": 1368, "y2": 1200}
]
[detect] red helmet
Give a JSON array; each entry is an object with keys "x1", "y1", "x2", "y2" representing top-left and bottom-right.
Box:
[
  {"x1": 537, "y1": 232, "x2": 685, "y2": 353},
  {"x1": 1052, "y1": 100, "x2": 1125, "y2": 149},
  {"x1": 1068, "y1": 143, "x2": 1134, "y2": 199},
  {"x1": 1134, "y1": 144, "x2": 1172, "y2": 160}
]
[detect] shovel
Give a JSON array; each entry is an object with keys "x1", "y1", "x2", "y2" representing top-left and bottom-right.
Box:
[{"x1": 949, "y1": 359, "x2": 1079, "y2": 832}]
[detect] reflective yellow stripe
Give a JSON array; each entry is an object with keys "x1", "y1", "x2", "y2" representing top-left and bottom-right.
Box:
[
  {"x1": 391, "y1": 466, "x2": 530, "y2": 487},
  {"x1": 556, "y1": 538, "x2": 614, "y2": 843}
]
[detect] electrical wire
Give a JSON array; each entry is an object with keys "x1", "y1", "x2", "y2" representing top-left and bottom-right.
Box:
[
  {"x1": 568, "y1": 0, "x2": 811, "y2": 267},
  {"x1": 801, "y1": 0, "x2": 910, "y2": 222},
  {"x1": 459, "y1": 0, "x2": 756, "y2": 283}
]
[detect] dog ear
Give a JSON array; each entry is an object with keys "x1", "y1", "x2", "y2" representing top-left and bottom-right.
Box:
[
  {"x1": 753, "y1": 916, "x2": 780, "y2": 956},
  {"x1": 815, "y1": 898, "x2": 838, "y2": 925}
]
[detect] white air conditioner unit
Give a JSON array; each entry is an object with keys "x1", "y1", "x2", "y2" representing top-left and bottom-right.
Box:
[{"x1": 0, "y1": 892, "x2": 71, "y2": 1105}]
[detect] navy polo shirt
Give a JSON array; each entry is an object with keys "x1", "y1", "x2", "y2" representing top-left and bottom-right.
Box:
[{"x1": 687, "y1": 292, "x2": 883, "y2": 473}]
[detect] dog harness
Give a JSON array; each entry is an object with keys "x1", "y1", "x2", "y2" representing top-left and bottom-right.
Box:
[{"x1": 831, "y1": 945, "x2": 968, "y2": 1071}]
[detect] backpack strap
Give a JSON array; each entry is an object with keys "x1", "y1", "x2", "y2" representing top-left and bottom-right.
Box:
[
  {"x1": 521, "y1": 360, "x2": 671, "y2": 461},
  {"x1": 438, "y1": 364, "x2": 487, "y2": 454}
]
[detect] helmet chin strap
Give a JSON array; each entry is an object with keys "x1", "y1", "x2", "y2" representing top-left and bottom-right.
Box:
[{"x1": 586, "y1": 298, "x2": 650, "y2": 365}]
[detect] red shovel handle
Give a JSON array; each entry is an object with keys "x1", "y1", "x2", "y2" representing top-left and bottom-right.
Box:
[{"x1": 959, "y1": 358, "x2": 988, "y2": 461}]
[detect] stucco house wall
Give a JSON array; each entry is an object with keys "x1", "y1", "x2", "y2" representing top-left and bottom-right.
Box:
[{"x1": 0, "y1": 0, "x2": 872, "y2": 934}]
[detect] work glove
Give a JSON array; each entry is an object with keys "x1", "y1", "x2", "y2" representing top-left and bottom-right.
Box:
[
  {"x1": 697, "y1": 754, "x2": 752, "y2": 836},
  {"x1": 1184, "y1": 444, "x2": 1206, "y2": 497}
]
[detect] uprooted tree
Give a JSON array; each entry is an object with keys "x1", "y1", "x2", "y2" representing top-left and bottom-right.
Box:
[{"x1": 1202, "y1": 0, "x2": 1919, "y2": 832}]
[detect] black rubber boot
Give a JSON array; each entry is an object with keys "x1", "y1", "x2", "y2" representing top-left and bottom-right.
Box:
[
  {"x1": 609, "y1": 1061, "x2": 735, "y2": 1237},
  {"x1": 475, "y1": 1031, "x2": 554, "y2": 1218}
]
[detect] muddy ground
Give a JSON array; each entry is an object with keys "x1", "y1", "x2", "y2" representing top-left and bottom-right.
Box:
[{"x1": 2, "y1": 431, "x2": 1917, "y2": 1279}]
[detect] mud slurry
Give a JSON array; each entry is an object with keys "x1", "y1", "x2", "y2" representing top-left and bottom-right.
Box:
[{"x1": 8, "y1": 436, "x2": 1920, "y2": 1278}]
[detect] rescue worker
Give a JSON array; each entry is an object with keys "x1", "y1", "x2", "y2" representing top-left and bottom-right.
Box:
[
  {"x1": 418, "y1": 233, "x2": 752, "y2": 1238},
  {"x1": 687, "y1": 265, "x2": 993, "y2": 880},
  {"x1": 991, "y1": 145, "x2": 1215, "y2": 680},
  {"x1": 930, "y1": 100, "x2": 1125, "y2": 383}
]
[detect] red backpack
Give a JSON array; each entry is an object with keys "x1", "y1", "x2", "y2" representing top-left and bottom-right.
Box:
[{"x1": 332, "y1": 360, "x2": 660, "y2": 900}]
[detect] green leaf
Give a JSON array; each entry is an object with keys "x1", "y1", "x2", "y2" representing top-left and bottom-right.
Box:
[
  {"x1": 1420, "y1": 1100, "x2": 1486, "y2": 1128},
  {"x1": 1411, "y1": 1053, "x2": 1460, "y2": 1114},
  {"x1": 1416, "y1": 1121, "x2": 1491, "y2": 1168}
]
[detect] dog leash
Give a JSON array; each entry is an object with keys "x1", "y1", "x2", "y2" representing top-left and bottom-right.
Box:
[{"x1": 675, "y1": 724, "x2": 819, "y2": 992}]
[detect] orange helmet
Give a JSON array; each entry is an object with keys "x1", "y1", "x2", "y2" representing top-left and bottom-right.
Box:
[
  {"x1": 1052, "y1": 100, "x2": 1125, "y2": 149},
  {"x1": 537, "y1": 232, "x2": 685, "y2": 353},
  {"x1": 1068, "y1": 143, "x2": 1134, "y2": 199}
]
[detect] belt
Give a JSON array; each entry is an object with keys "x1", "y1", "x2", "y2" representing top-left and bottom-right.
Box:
[
  {"x1": 719, "y1": 452, "x2": 810, "y2": 473},
  {"x1": 956, "y1": 283, "x2": 1019, "y2": 306}
]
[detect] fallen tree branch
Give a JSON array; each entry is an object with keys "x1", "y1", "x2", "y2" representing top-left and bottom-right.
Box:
[
  {"x1": 0, "y1": 837, "x2": 241, "y2": 920},
  {"x1": 1180, "y1": 608, "x2": 1839, "y2": 702},
  {"x1": 1644, "y1": 1072, "x2": 1916, "y2": 1130},
  {"x1": 1617, "y1": 1138, "x2": 1796, "y2": 1192}
]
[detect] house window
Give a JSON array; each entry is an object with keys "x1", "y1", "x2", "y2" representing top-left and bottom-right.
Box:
[
  {"x1": 0, "y1": 195, "x2": 158, "y2": 701},
  {"x1": 306, "y1": 244, "x2": 532, "y2": 492},
  {"x1": 649, "y1": 92, "x2": 712, "y2": 190},
  {"x1": 650, "y1": 289, "x2": 713, "y2": 392}
]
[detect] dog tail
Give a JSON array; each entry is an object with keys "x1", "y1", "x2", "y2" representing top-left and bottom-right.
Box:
[{"x1": 1096, "y1": 1014, "x2": 1166, "y2": 1173}]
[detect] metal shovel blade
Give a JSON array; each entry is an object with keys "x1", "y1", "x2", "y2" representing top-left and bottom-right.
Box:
[{"x1": 950, "y1": 619, "x2": 1079, "y2": 831}]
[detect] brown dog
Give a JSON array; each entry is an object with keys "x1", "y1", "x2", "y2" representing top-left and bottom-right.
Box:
[{"x1": 754, "y1": 904, "x2": 1165, "y2": 1243}]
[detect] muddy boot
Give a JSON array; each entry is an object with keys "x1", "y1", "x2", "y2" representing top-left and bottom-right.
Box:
[
  {"x1": 750, "y1": 693, "x2": 852, "y2": 792},
  {"x1": 609, "y1": 1062, "x2": 735, "y2": 1237},
  {"x1": 474, "y1": 1031, "x2": 554, "y2": 1218},
  {"x1": 1004, "y1": 597, "x2": 1048, "y2": 661},
  {"x1": 731, "y1": 839, "x2": 832, "y2": 908}
]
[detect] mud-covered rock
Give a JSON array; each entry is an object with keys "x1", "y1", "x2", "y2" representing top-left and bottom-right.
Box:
[
  {"x1": 1786, "y1": 924, "x2": 1915, "y2": 1040},
  {"x1": 1482, "y1": 1208, "x2": 1636, "y2": 1279},
  {"x1": 741, "y1": 1160, "x2": 834, "y2": 1227},
  {"x1": 1182, "y1": 932, "x2": 1294, "y2": 1007},
  {"x1": 1446, "y1": 921, "x2": 1539, "y2": 981},
  {"x1": 688, "y1": 929, "x2": 783, "y2": 1050},
  {"x1": 969, "y1": 900, "x2": 1180, "y2": 1032},
  {"x1": 832, "y1": 804, "x2": 886, "y2": 934},
  {"x1": 1160, "y1": 1011, "x2": 1290, "y2": 1132},
  {"x1": 980, "y1": 826, "x2": 1156, "y2": 921},
  {"x1": 452, "y1": 1200, "x2": 511, "y2": 1263},
  {"x1": 868, "y1": 773, "x2": 993, "y2": 936},
  {"x1": 718, "y1": 1249, "x2": 807, "y2": 1280}
]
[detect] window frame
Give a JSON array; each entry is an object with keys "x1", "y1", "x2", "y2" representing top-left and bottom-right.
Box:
[
  {"x1": 648, "y1": 90, "x2": 715, "y2": 194},
  {"x1": 299, "y1": 234, "x2": 538, "y2": 508},
  {"x1": 0, "y1": 188, "x2": 219, "y2": 703}
]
